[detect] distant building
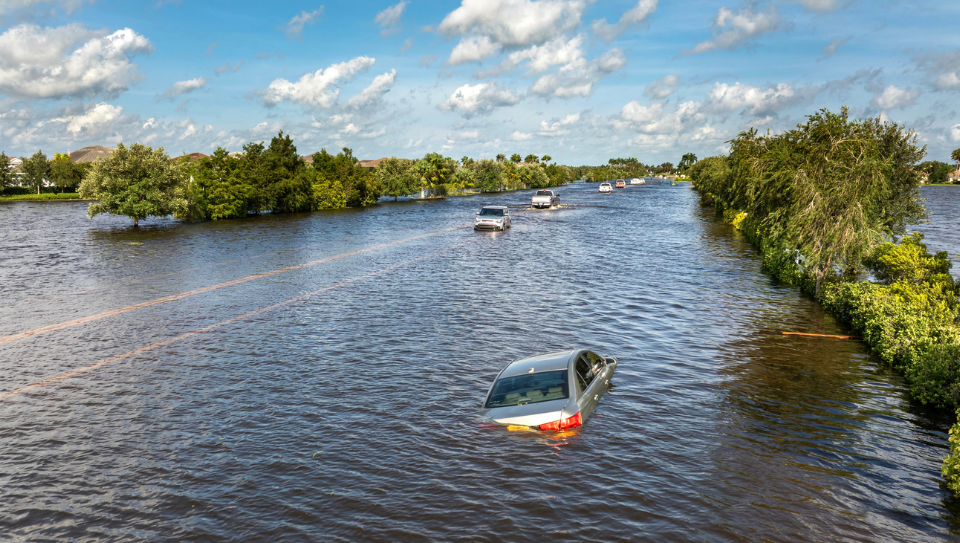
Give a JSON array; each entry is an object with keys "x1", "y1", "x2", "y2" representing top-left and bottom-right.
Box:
[
  {"x1": 69, "y1": 145, "x2": 114, "y2": 163},
  {"x1": 949, "y1": 169, "x2": 960, "y2": 183},
  {"x1": 359, "y1": 157, "x2": 388, "y2": 171},
  {"x1": 6, "y1": 157, "x2": 25, "y2": 185},
  {"x1": 172, "y1": 152, "x2": 209, "y2": 162},
  {"x1": 301, "y1": 154, "x2": 314, "y2": 164}
]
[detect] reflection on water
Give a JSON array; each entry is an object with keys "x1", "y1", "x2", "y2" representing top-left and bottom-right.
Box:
[{"x1": 1, "y1": 185, "x2": 959, "y2": 541}]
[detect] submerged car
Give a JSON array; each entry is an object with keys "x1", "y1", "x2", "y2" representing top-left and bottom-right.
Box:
[
  {"x1": 598, "y1": 182, "x2": 613, "y2": 193},
  {"x1": 479, "y1": 349, "x2": 618, "y2": 432},
  {"x1": 474, "y1": 206, "x2": 512, "y2": 231},
  {"x1": 615, "y1": 180, "x2": 626, "y2": 189},
  {"x1": 531, "y1": 189, "x2": 559, "y2": 209}
]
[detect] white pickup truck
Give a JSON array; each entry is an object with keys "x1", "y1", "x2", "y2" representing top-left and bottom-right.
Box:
[{"x1": 531, "y1": 189, "x2": 559, "y2": 209}]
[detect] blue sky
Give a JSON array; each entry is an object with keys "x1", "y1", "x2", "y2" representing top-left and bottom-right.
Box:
[{"x1": 1, "y1": 0, "x2": 959, "y2": 165}]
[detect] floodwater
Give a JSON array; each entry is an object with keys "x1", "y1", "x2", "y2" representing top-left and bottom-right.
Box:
[{"x1": 1, "y1": 182, "x2": 959, "y2": 542}]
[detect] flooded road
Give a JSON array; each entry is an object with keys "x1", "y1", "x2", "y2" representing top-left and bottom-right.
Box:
[{"x1": 2, "y1": 183, "x2": 959, "y2": 541}]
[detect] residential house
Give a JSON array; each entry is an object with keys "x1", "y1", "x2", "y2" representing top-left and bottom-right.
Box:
[{"x1": 69, "y1": 145, "x2": 114, "y2": 163}]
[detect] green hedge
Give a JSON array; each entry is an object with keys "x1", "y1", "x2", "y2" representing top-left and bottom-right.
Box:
[{"x1": 0, "y1": 192, "x2": 82, "y2": 201}]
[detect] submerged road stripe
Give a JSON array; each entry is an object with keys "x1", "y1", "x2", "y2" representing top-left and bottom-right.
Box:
[
  {"x1": 9, "y1": 244, "x2": 312, "y2": 309},
  {"x1": 0, "y1": 224, "x2": 469, "y2": 346},
  {"x1": 0, "y1": 239, "x2": 480, "y2": 401}
]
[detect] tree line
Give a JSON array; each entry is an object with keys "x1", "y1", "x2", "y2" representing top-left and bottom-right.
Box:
[
  {"x1": 0, "y1": 151, "x2": 89, "y2": 195},
  {"x1": 689, "y1": 106, "x2": 960, "y2": 495},
  {"x1": 67, "y1": 131, "x2": 575, "y2": 225}
]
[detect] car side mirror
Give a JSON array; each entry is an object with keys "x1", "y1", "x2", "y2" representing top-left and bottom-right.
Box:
[{"x1": 476, "y1": 211, "x2": 480, "y2": 215}]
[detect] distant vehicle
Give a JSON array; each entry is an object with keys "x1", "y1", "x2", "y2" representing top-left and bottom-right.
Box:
[
  {"x1": 630, "y1": 178, "x2": 643, "y2": 185},
  {"x1": 615, "y1": 180, "x2": 626, "y2": 189},
  {"x1": 531, "y1": 189, "x2": 559, "y2": 209},
  {"x1": 474, "y1": 206, "x2": 512, "y2": 231},
  {"x1": 599, "y1": 182, "x2": 613, "y2": 193},
  {"x1": 479, "y1": 349, "x2": 618, "y2": 432}
]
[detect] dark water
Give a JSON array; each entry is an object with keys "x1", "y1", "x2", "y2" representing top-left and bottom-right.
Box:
[{"x1": 2, "y1": 183, "x2": 959, "y2": 542}]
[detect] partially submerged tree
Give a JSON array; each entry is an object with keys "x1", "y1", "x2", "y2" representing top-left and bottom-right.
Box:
[{"x1": 79, "y1": 143, "x2": 188, "y2": 226}]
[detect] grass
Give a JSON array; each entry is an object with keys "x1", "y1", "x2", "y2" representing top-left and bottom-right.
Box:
[{"x1": 0, "y1": 193, "x2": 85, "y2": 201}]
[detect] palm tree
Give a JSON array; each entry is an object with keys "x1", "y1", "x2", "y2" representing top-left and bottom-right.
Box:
[
  {"x1": 524, "y1": 154, "x2": 538, "y2": 164},
  {"x1": 511, "y1": 153, "x2": 521, "y2": 163},
  {"x1": 496, "y1": 153, "x2": 505, "y2": 163},
  {"x1": 952, "y1": 148, "x2": 960, "y2": 175},
  {"x1": 541, "y1": 154, "x2": 551, "y2": 163}
]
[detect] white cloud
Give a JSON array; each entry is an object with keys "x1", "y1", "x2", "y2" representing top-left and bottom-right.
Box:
[
  {"x1": 512, "y1": 131, "x2": 533, "y2": 140},
  {"x1": 529, "y1": 47, "x2": 625, "y2": 97},
  {"x1": 592, "y1": 0, "x2": 657, "y2": 40},
  {"x1": 358, "y1": 128, "x2": 386, "y2": 139},
  {"x1": 283, "y1": 8, "x2": 324, "y2": 40},
  {"x1": 52, "y1": 102, "x2": 123, "y2": 135},
  {"x1": 538, "y1": 112, "x2": 580, "y2": 136},
  {"x1": 644, "y1": 74, "x2": 680, "y2": 99},
  {"x1": 160, "y1": 77, "x2": 207, "y2": 100},
  {"x1": 346, "y1": 69, "x2": 397, "y2": 110},
  {"x1": 795, "y1": 0, "x2": 841, "y2": 13},
  {"x1": 821, "y1": 37, "x2": 848, "y2": 59},
  {"x1": 684, "y1": 5, "x2": 780, "y2": 55},
  {"x1": 951, "y1": 124, "x2": 960, "y2": 142},
  {"x1": 440, "y1": 82, "x2": 521, "y2": 116},
  {"x1": 259, "y1": 56, "x2": 376, "y2": 108},
  {"x1": 375, "y1": 1, "x2": 408, "y2": 36},
  {"x1": 870, "y1": 85, "x2": 920, "y2": 110},
  {"x1": 439, "y1": 0, "x2": 590, "y2": 64},
  {"x1": 214, "y1": 61, "x2": 243, "y2": 75},
  {"x1": 0, "y1": 24, "x2": 152, "y2": 100},
  {"x1": 448, "y1": 36, "x2": 502, "y2": 65},
  {"x1": 705, "y1": 81, "x2": 815, "y2": 116},
  {"x1": 618, "y1": 100, "x2": 704, "y2": 135},
  {"x1": 917, "y1": 49, "x2": 960, "y2": 91}
]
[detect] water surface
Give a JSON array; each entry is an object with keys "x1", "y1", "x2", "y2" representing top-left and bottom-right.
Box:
[{"x1": 1, "y1": 183, "x2": 958, "y2": 541}]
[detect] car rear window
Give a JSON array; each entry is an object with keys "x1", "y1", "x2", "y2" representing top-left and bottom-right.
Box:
[
  {"x1": 479, "y1": 208, "x2": 504, "y2": 216},
  {"x1": 536, "y1": 190, "x2": 551, "y2": 196},
  {"x1": 485, "y1": 370, "x2": 569, "y2": 408}
]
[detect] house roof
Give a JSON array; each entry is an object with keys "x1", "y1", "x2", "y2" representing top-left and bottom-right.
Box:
[
  {"x1": 173, "y1": 152, "x2": 209, "y2": 162},
  {"x1": 359, "y1": 157, "x2": 388, "y2": 169},
  {"x1": 69, "y1": 145, "x2": 113, "y2": 163}
]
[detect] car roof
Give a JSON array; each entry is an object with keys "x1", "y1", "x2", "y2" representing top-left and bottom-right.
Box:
[
  {"x1": 499, "y1": 350, "x2": 578, "y2": 378},
  {"x1": 481, "y1": 205, "x2": 508, "y2": 210}
]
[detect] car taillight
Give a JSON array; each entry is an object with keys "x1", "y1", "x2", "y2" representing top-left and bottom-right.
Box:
[{"x1": 538, "y1": 411, "x2": 581, "y2": 432}]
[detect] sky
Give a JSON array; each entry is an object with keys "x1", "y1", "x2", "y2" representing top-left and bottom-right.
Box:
[{"x1": 0, "y1": 0, "x2": 958, "y2": 165}]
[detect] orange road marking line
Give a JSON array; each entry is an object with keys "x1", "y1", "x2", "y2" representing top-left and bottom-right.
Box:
[
  {"x1": 0, "y1": 225, "x2": 469, "y2": 346},
  {"x1": 0, "y1": 239, "x2": 480, "y2": 401}
]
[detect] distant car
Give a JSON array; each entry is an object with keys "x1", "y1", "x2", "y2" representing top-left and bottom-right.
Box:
[
  {"x1": 630, "y1": 178, "x2": 644, "y2": 185},
  {"x1": 479, "y1": 349, "x2": 618, "y2": 432},
  {"x1": 474, "y1": 205, "x2": 512, "y2": 231},
  {"x1": 531, "y1": 189, "x2": 559, "y2": 209},
  {"x1": 599, "y1": 182, "x2": 613, "y2": 193},
  {"x1": 615, "y1": 180, "x2": 626, "y2": 189}
]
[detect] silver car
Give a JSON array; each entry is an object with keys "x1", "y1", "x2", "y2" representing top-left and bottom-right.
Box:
[
  {"x1": 474, "y1": 206, "x2": 512, "y2": 231},
  {"x1": 479, "y1": 349, "x2": 618, "y2": 431}
]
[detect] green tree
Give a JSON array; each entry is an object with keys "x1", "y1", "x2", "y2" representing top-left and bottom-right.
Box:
[
  {"x1": 49, "y1": 153, "x2": 85, "y2": 193},
  {"x1": 524, "y1": 154, "x2": 539, "y2": 164},
  {"x1": 511, "y1": 153, "x2": 522, "y2": 163},
  {"x1": 0, "y1": 152, "x2": 13, "y2": 191},
  {"x1": 79, "y1": 143, "x2": 189, "y2": 227},
  {"x1": 496, "y1": 153, "x2": 505, "y2": 163},
  {"x1": 717, "y1": 107, "x2": 927, "y2": 293},
  {"x1": 678, "y1": 153, "x2": 697, "y2": 172},
  {"x1": 472, "y1": 159, "x2": 505, "y2": 192},
  {"x1": 183, "y1": 148, "x2": 250, "y2": 219},
  {"x1": 375, "y1": 157, "x2": 417, "y2": 201},
  {"x1": 413, "y1": 152, "x2": 455, "y2": 197},
  {"x1": 952, "y1": 148, "x2": 960, "y2": 174},
  {"x1": 541, "y1": 154, "x2": 552, "y2": 163},
  {"x1": 20, "y1": 150, "x2": 49, "y2": 195},
  {"x1": 240, "y1": 142, "x2": 270, "y2": 214}
]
